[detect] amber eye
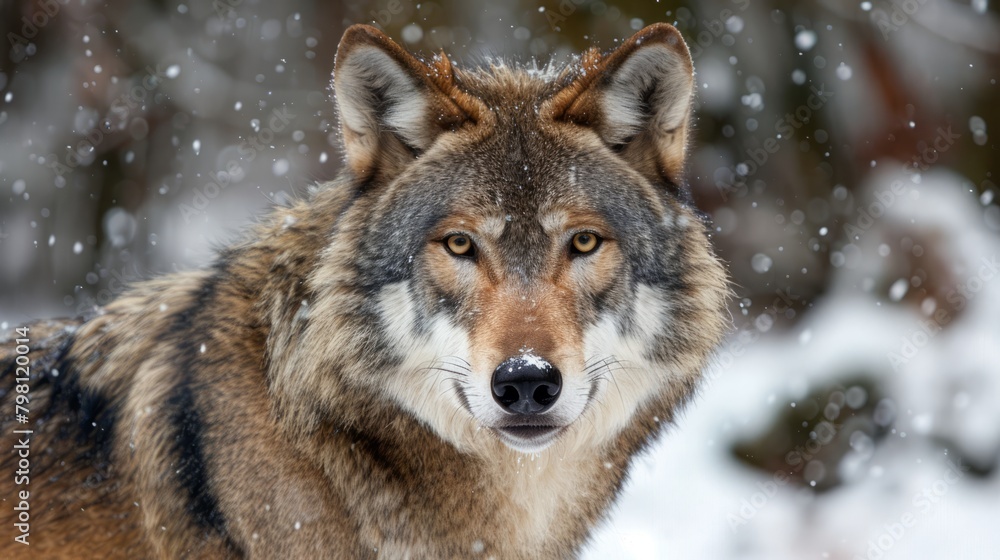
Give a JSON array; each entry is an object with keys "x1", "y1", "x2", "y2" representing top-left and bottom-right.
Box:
[
  {"x1": 571, "y1": 232, "x2": 601, "y2": 255},
  {"x1": 445, "y1": 234, "x2": 475, "y2": 257}
]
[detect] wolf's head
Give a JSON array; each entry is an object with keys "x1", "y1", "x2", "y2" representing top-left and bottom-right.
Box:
[{"x1": 283, "y1": 24, "x2": 728, "y2": 457}]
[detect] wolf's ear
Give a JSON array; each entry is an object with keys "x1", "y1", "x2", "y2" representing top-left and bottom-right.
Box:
[
  {"x1": 333, "y1": 24, "x2": 480, "y2": 178},
  {"x1": 544, "y1": 23, "x2": 695, "y2": 191}
]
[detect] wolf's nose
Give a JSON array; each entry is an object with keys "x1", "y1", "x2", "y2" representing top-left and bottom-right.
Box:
[{"x1": 491, "y1": 355, "x2": 562, "y2": 414}]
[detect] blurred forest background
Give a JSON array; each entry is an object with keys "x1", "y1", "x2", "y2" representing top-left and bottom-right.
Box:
[{"x1": 1, "y1": 0, "x2": 998, "y2": 558}]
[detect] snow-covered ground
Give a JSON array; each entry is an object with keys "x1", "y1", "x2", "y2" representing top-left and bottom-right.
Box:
[{"x1": 587, "y1": 168, "x2": 1000, "y2": 559}]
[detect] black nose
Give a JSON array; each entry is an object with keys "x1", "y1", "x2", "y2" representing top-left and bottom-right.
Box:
[{"x1": 491, "y1": 356, "x2": 562, "y2": 414}]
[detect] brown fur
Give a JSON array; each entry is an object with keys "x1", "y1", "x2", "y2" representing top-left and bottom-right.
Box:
[{"x1": 1, "y1": 23, "x2": 728, "y2": 559}]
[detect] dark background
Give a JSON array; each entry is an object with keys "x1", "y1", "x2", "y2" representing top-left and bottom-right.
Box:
[{"x1": 1, "y1": 0, "x2": 998, "y2": 558}]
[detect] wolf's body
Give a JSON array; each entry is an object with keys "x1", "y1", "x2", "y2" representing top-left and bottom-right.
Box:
[{"x1": 1, "y1": 23, "x2": 727, "y2": 559}]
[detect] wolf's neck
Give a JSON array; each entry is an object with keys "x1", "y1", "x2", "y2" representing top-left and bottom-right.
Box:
[{"x1": 292, "y1": 398, "x2": 627, "y2": 555}]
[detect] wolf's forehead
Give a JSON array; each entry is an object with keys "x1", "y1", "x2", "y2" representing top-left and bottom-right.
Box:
[
  {"x1": 426, "y1": 134, "x2": 657, "y2": 240},
  {"x1": 468, "y1": 209, "x2": 574, "y2": 239}
]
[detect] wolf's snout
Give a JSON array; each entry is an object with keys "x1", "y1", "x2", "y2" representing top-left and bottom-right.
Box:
[{"x1": 491, "y1": 355, "x2": 562, "y2": 414}]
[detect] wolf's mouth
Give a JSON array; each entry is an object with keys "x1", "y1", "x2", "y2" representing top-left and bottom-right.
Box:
[{"x1": 494, "y1": 425, "x2": 565, "y2": 452}]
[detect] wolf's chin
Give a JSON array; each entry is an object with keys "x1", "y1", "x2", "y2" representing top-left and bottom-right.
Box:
[{"x1": 494, "y1": 426, "x2": 565, "y2": 454}]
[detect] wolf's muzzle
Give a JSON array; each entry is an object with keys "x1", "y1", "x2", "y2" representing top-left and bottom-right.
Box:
[{"x1": 491, "y1": 355, "x2": 561, "y2": 414}]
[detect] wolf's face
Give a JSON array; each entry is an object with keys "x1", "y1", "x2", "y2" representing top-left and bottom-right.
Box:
[{"x1": 307, "y1": 24, "x2": 728, "y2": 455}]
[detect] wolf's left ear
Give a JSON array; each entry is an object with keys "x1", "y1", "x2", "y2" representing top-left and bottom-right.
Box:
[
  {"x1": 544, "y1": 23, "x2": 695, "y2": 191},
  {"x1": 333, "y1": 24, "x2": 481, "y2": 178}
]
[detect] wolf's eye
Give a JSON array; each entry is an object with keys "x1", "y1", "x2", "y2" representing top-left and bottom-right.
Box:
[
  {"x1": 570, "y1": 232, "x2": 601, "y2": 255},
  {"x1": 445, "y1": 234, "x2": 476, "y2": 258}
]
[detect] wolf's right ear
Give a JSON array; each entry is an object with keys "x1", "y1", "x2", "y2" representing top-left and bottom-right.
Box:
[{"x1": 333, "y1": 24, "x2": 481, "y2": 178}]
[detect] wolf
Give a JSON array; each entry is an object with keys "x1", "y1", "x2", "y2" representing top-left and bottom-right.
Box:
[{"x1": 0, "y1": 22, "x2": 728, "y2": 559}]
